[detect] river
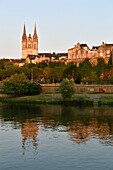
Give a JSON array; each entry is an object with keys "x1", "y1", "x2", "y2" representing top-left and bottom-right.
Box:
[{"x1": 0, "y1": 104, "x2": 113, "y2": 170}]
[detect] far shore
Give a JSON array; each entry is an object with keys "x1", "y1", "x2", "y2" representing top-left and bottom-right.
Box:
[{"x1": 1, "y1": 93, "x2": 113, "y2": 106}]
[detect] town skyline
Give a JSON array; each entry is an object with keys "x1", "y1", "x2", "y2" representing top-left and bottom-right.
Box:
[{"x1": 0, "y1": 0, "x2": 113, "y2": 58}]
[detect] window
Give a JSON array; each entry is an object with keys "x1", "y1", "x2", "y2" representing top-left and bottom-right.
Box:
[
  {"x1": 28, "y1": 44, "x2": 31, "y2": 48},
  {"x1": 107, "y1": 50, "x2": 110, "y2": 54},
  {"x1": 100, "y1": 52, "x2": 103, "y2": 57},
  {"x1": 34, "y1": 44, "x2": 36, "y2": 49}
]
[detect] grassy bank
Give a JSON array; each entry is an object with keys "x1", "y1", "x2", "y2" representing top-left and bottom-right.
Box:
[
  {"x1": 1, "y1": 93, "x2": 113, "y2": 106},
  {"x1": 0, "y1": 93, "x2": 92, "y2": 106}
]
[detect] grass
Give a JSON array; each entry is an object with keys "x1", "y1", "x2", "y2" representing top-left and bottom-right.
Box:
[
  {"x1": 99, "y1": 96, "x2": 113, "y2": 106},
  {"x1": 0, "y1": 94, "x2": 62, "y2": 104},
  {"x1": 0, "y1": 93, "x2": 113, "y2": 106},
  {"x1": 0, "y1": 93, "x2": 93, "y2": 106}
]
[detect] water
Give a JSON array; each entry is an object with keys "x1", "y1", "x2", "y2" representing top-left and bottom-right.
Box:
[{"x1": 0, "y1": 104, "x2": 113, "y2": 170}]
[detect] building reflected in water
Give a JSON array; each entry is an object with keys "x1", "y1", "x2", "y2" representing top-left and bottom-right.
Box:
[
  {"x1": 21, "y1": 120, "x2": 38, "y2": 154},
  {"x1": 68, "y1": 120, "x2": 113, "y2": 145}
]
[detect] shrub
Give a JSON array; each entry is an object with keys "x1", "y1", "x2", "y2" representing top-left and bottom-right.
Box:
[
  {"x1": 59, "y1": 78, "x2": 75, "y2": 100},
  {"x1": 3, "y1": 73, "x2": 41, "y2": 96},
  {"x1": 25, "y1": 82, "x2": 41, "y2": 95},
  {"x1": 3, "y1": 81, "x2": 41, "y2": 96}
]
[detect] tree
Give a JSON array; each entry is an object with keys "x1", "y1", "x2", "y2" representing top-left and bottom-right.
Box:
[
  {"x1": 3, "y1": 73, "x2": 41, "y2": 96},
  {"x1": 59, "y1": 78, "x2": 75, "y2": 100},
  {"x1": 63, "y1": 63, "x2": 77, "y2": 80},
  {"x1": 79, "y1": 59, "x2": 93, "y2": 80},
  {"x1": 8, "y1": 73, "x2": 28, "y2": 83},
  {"x1": 106, "y1": 52, "x2": 113, "y2": 69},
  {"x1": 95, "y1": 58, "x2": 106, "y2": 78},
  {"x1": 0, "y1": 59, "x2": 10, "y2": 69}
]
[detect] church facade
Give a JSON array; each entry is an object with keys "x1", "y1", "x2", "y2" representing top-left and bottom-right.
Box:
[
  {"x1": 20, "y1": 24, "x2": 67, "y2": 66},
  {"x1": 22, "y1": 24, "x2": 38, "y2": 59}
]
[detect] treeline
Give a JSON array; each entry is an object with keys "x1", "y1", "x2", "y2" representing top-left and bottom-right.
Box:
[{"x1": 0, "y1": 56, "x2": 113, "y2": 84}]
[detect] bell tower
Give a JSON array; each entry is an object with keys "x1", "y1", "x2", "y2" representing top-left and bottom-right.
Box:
[
  {"x1": 22, "y1": 24, "x2": 38, "y2": 59},
  {"x1": 22, "y1": 24, "x2": 27, "y2": 59},
  {"x1": 33, "y1": 24, "x2": 38, "y2": 55}
]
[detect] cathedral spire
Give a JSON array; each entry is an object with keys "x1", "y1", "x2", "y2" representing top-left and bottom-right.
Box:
[
  {"x1": 33, "y1": 24, "x2": 38, "y2": 40},
  {"x1": 22, "y1": 24, "x2": 27, "y2": 41},
  {"x1": 34, "y1": 24, "x2": 37, "y2": 35}
]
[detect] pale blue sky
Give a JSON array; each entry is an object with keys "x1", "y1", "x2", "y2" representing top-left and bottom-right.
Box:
[{"x1": 0, "y1": 0, "x2": 113, "y2": 58}]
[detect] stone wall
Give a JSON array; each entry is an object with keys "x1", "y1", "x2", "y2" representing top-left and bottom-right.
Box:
[
  {"x1": 74, "y1": 85, "x2": 113, "y2": 93},
  {"x1": 41, "y1": 84, "x2": 113, "y2": 94},
  {"x1": 41, "y1": 84, "x2": 60, "y2": 94}
]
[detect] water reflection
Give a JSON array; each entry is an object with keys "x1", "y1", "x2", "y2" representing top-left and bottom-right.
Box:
[
  {"x1": 1, "y1": 104, "x2": 113, "y2": 150},
  {"x1": 21, "y1": 120, "x2": 38, "y2": 154},
  {"x1": 68, "y1": 121, "x2": 110, "y2": 144}
]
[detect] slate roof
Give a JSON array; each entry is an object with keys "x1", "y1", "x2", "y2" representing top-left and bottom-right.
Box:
[
  {"x1": 105, "y1": 43, "x2": 113, "y2": 47},
  {"x1": 38, "y1": 53, "x2": 52, "y2": 58},
  {"x1": 20, "y1": 59, "x2": 26, "y2": 63},
  {"x1": 27, "y1": 54, "x2": 40, "y2": 60},
  {"x1": 92, "y1": 46, "x2": 99, "y2": 50},
  {"x1": 80, "y1": 44, "x2": 88, "y2": 47}
]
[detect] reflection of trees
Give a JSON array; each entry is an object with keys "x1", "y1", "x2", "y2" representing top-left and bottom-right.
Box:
[
  {"x1": 21, "y1": 120, "x2": 38, "y2": 154},
  {"x1": 1, "y1": 104, "x2": 113, "y2": 147},
  {"x1": 0, "y1": 104, "x2": 41, "y2": 125},
  {"x1": 40, "y1": 105, "x2": 62, "y2": 128},
  {"x1": 0, "y1": 104, "x2": 41, "y2": 155},
  {"x1": 68, "y1": 120, "x2": 111, "y2": 145}
]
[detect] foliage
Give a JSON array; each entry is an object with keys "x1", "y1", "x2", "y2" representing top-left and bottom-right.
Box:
[
  {"x1": 63, "y1": 63, "x2": 77, "y2": 80},
  {"x1": 79, "y1": 59, "x2": 93, "y2": 80},
  {"x1": 25, "y1": 82, "x2": 41, "y2": 95},
  {"x1": 108, "y1": 53, "x2": 112, "y2": 66},
  {"x1": 8, "y1": 73, "x2": 28, "y2": 83},
  {"x1": 48, "y1": 61, "x2": 65, "y2": 68},
  {"x1": 3, "y1": 73, "x2": 41, "y2": 96},
  {"x1": 0, "y1": 59, "x2": 10, "y2": 69},
  {"x1": 95, "y1": 58, "x2": 106, "y2": 78},
  {"x1": 1, "y1": 57, "x2": 113, "y2": 85},
  {"x1": 59, "y1": 78, "x2": 75, "y2": 100},
  {"x1": 36, "y1": 61, "x2": 48, "y2": 68}
]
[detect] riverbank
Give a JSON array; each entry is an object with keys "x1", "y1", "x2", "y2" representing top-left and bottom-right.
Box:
[{"x1": 1, "y1": 93, "x2": 113, "y2": 106}]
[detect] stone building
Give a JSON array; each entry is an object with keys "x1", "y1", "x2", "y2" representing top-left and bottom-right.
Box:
[
  {"x1": 20, "y1": 24, "x2": 67, "y2": 66},
  {"x1": 22, "y1": 24, "x2": 38, "y2": 59},
  {"x1": 68, "y1": 42, "x2": 113, "y2": 65}
]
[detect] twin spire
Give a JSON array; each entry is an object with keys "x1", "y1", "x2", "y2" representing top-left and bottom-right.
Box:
[{"x1": 22, "y1": 24, "x2": 38, "y2": 41}]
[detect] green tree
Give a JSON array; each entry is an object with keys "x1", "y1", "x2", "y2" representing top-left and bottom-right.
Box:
[
  {"x1": 106, "y1": 52, "x2": 113, "y2": 70},
  {"x1": 0, "y1": 59, "x2": 10, "y2": 69},
  {"x1": 79, "y1": 58, "x2": 93, "y2": 80},
  {"x1": 95, "y1": 58, "x2": 106, "y2": 78},
  {"x1": 59, "y1": 78, "x2": 75, "y2": 100},
  {"x1": 1, "y1": 61, "x2": 21, "y2": 80},
  {"x1": 8, "y1": 73, "x2": 28, "y2": 83},
  {"x1": 63, "y1": 63, "x2": 77, "y2": 80},
  {"x1": 3, "y1": 73, "x2": 41, "y2": 96}
]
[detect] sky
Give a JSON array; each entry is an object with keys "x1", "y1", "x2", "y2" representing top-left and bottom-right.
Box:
[{"x1": 0, "y1": 0, "x2": 113, "y2": 58}]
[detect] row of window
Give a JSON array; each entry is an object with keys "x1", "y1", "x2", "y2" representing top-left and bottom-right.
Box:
[{"x1": 28, "y1": 44, "x2": 37, "y2": 49}]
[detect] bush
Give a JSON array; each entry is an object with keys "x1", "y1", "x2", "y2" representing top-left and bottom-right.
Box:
[
  {"x1": 3, "y1": 81, "x2": 41, "y2": 96},
  {"x1": 25, "y1": 82, "x2": 41, "y2": 95},
  {"x1": 59, "y1": 78, "x2": 75, "y2": 100}
]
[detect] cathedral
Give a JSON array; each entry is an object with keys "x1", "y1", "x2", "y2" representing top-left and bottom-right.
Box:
[
  {"x1": 20, "y1": 24, "x2": 67, "y2": 66},
  {"x1": 22, "y1": 24, "x2": 38, "y2": 59}
]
